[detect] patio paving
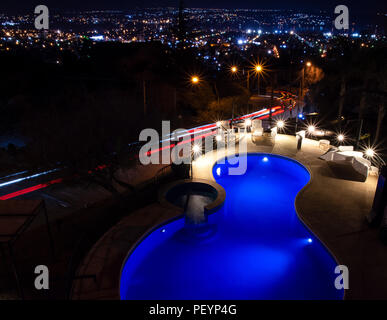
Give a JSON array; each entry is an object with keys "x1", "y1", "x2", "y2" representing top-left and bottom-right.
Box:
[{"x1": 72, "y1": 134, "x2": 386, "y2": 300}]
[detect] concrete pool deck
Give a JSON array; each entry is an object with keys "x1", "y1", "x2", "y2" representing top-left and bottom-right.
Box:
[{"x1": 72, "y1": 134, "x2": 386, "y2": 300}]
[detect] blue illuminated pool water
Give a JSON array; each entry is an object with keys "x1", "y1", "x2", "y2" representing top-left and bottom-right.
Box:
[{"x1": 120, "y1": 154, "x2": 344, "y2": 300}]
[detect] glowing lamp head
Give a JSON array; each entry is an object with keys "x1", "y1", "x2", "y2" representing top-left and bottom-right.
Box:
[
  {"x1": 306, "y1": 61, "x2": 312, "y2": 67},
  {"x1": 262, "y1": 157, "x2": 269, "y2": 162},
  {"x1": 307, "y1": 125, "x2": 316, "y2": 133},
  {"x1": 307, "y1": 238, "x2": 313, "y2": 243},
  {"x1": 245, "y1": 119, "x2": 252, "y2": 126},
  {"x1": 255, "y1": 65, "x2": 262, "y2": 72},
  {"x1": 191, "y1": 76, "x2": 199, "y2": 84},
  {"x1": 276, "y1": 120, "x2": 285, "y2": 129},
  {"x1": 216, "y1": 121, "x2": 222, "y2": 127},
  {"x1": 192, "y1": 144, "x2": 201, "y2": 154},
  {"x1": 337, "y1": 134, "x2": 345, "y2": 142},
  {"x1": 231, "y1": 66, "x2": 238, "y2": 73},
  {"x1": 365, "y1": 148, "x2": 375, "y2": 158}
]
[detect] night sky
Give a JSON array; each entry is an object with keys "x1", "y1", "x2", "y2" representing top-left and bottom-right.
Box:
[
  {"x1": 0, "y1": 0, "x2": 387, "y2": 24},
  {"x1": 0, "y1": 0, "x2": 385, "y2": 17}
]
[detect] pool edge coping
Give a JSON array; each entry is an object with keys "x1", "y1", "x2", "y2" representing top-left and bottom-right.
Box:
[{"x1": 118, "y1": 152, "x2": 345, "y2": 300}]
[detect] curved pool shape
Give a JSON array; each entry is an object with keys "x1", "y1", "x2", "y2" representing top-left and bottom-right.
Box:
[{"x1": 120, "y1": 154, "x2": 344, "y2": 300}]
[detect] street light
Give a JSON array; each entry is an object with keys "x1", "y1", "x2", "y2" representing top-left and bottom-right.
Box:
[
  {"x1": 337, "y1": 134, "x2": 345, "y2": 142},
  {"x1": 276, "y1": 120, "x2": 285, "y2": 129},
  {"x1": 192, "y1": 144, "x2": 201, "y2": 154},
  {"x1": 231, "y1": 66, "x2": 238, "y2": 73},
  {"x1": 255, "y1": 64, "x2": 263, "y2": 95},
  {"x1": 365, "y1": 148, "x2": 375, "y2": 158},
  {"x1": 299, "y1": 61, "x2": 312, "y2": 110},
  {"x1": 307, "y1": 125, "x2": 316, "y2": 134},
  {"x1": 191, "y1": 76, "x2": 199, "y2": 84},
  {"x1": 190, "y1": 143, "x2": 201, "y2": 179}
]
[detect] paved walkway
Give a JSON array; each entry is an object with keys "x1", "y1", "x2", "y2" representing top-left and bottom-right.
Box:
[{"x1": 72, "y1": 134, "x2": 386, "y2": 300}]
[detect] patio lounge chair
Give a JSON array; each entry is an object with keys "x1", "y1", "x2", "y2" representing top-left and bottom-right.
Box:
[{"x1": 319, "y1": 146, "x2": 371, "y2": 182}]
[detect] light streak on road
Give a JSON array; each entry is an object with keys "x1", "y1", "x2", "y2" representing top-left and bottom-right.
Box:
[
  {"x1": 0, "y1": 168, "x2": 61, "y2": 188},
  {"x1": 0, "y1": 92, "x2": 294, "y2": 200}
]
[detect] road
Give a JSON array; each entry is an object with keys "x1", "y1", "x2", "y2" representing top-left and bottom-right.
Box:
[{"x1": 0, "y1": 91, "x2": 297, "y2": 200}]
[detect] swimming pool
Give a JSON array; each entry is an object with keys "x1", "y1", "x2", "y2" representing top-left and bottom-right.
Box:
[{"x1": 120, "y1": 153, "x2": 344, "y2": 300}]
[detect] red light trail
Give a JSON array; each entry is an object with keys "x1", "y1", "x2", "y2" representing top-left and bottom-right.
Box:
[{"x1": 0, "y1": 93, "x2": 295, "y2": 200}]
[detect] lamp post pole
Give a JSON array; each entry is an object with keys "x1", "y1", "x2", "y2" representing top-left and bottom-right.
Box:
[
  {"x1": 190, "y1": 149, "x2": 194, "y2": 179},
  {"x1": 246, "y1": 70, "x2": 250, "y2": 91}
]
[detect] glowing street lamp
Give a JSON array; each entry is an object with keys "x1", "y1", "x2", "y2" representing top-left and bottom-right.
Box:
[
  {"x1": 245, "y1": 119, "x2": 252, "y2": 127},
  {"x1": 365, "y1": 148, "x2": 375, "y2": 158},
  {"x1": 191, "y1": 76, "x2": 199, "y2": 84},
  {"x1": 300, "y1": 62, "x2": 312, "y2": 104},
  {"x1": 231, "y1": 66, "x2": 238, "y2": 73},
  {"x1": 192, "y1": 144, "x2": 201, "y2": 154},
  {"x1": 307, "y1": 125, "x2": 316, "y2": 134},
  {"x1": 337, "y1": 134, "x2": 345, "y2": 142},
  {"x1": 254, "y1": 64, "x2": 263, "y2": 95},
  {"x1": 276, "y1": 120, "x2": 285, "y2": 129},
  {"x1": 216, "y1": 121, "x2": 222, "y2": 128},
  {"x1": 190, "y1": 143, "x2": 202, "y2": 179}
]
